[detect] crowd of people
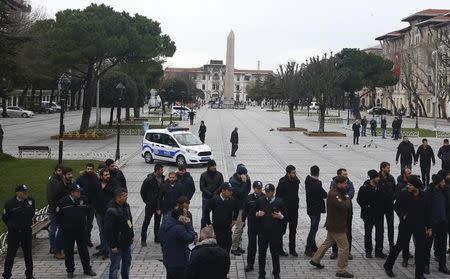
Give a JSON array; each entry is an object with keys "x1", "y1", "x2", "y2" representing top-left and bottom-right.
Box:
[{"x1": 352, "y1": 115, "x2": 406, "y2": 145}]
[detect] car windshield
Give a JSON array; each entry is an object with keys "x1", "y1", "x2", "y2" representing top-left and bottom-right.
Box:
[{"x1": 173, "y1": 133, "x2": 203, "y2": 146}]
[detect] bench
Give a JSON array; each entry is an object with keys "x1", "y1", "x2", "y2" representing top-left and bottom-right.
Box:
[{"x1": 18, "y1": 146, "x2": 51, "y2": 158}]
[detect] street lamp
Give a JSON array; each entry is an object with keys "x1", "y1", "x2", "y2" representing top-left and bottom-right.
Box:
[
  {"x1": 160, "y1": 89, "x2": 166, "y2": 128},
  {"x1": 57, "y1": 74, "x2": 71, "y2": 165},
  {"x1": 344, "y1": 92, "x2": 350, "y2": 125},
  {"x1": 115, "y1": 82, "x2": 125, "y2": 161},
  {"x1": 180, "y1": 90, "x2": 186, "y2": 121},
  {"x1": 169, "y1": 89, "x2": 174, "y2": 124}
]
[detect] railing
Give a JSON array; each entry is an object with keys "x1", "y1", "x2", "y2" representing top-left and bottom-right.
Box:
[{"x1": 91, "y1": 128, "x2": 144, "y2": 136}]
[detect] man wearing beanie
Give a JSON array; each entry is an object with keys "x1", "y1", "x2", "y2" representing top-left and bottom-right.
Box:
[
  {"x1": 424, "y1": 174, "x2": 450, "y2": 275},
  {"x1": 384, "y1": 175, "x2": 431, "y2": 279},
  {"x1": 199, "y1": 160, "x2": 224, "y2": 228},
  {"x1": 230, "y1": 164, "x2": 251, "y2": 256},
  {"x1": 357, "y1": 170, "x2": 386, "y2": 259},
  {"x1": 379, "y1": 162, "x2": 396, "y2": 251}
]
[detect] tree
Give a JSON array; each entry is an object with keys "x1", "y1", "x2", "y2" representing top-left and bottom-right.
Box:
[
  {"x1": 278, "y1": 62, "x2": 302, "y2": 128},
  {"x1": 160, "y1": 77, "x2": 188, "y2": 108},
  {"x1": 399, "y1": 50, "x2": 424, "y2": 118},
  {"x1": 247, "y1": 77, "x2": 265, "y2": 105}
]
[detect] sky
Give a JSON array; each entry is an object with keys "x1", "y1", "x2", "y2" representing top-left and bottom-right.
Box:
[{"x1": 30, "y1": 0, "x2": 449, "y2": 71}]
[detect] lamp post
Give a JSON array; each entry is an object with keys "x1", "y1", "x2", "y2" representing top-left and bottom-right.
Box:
[
  {"x1": 115, "y1": 82, "x2": 125, "y2": 161},
  {"x1": 57, "y1": 74, "x2": 71, "y2": 165},
  {"x1": 160, "y1": 89, "x2": 165, "y2": 128},
  {"x1": 169, "y1": 89, "x2": 174, "y2": 124},
  {"x1": 432, "y1": 45, "x2": 445, "y2": 131},
  {"x1": 180, "y1": 90, "x2": 186, "y2": 121},
  {"x1": 344, "y1": 92, "x2": 350, "y2": 125}
]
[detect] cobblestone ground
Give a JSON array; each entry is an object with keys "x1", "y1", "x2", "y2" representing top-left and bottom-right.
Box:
[{"x1": 3, "y1": 106, "x2": 449, "y2": 278}]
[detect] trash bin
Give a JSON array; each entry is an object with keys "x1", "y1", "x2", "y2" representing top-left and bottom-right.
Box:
[{"x1": 142, "y1": 121, "x2": 149, "y2": 132}]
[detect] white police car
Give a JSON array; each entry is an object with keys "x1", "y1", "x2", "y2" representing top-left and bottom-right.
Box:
[{"x1": 141, "y1": 127, "x2": 213, "y2": 166}]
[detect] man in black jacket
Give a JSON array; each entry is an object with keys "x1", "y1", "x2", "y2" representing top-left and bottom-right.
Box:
[
  {"x1": 379, "y1": 162, "x2": 396, "y2": 250},
  {"x1": 198, "y1": 121, "x2": 207, "y2": 143},
  {"x1": 438, "y1": 139, "x2": 450, "y2": 172},
  {"x1": 105, "y1": 188, "x2": 134, "y2": 279},
  {"x1": 105, "y1": 159, "x2": 127, "y2": 190},
  {"x1": 396, "y1": 136, "x2": 416, "y2": 171},
  {"x1": 381, "y1": 116, "x2": 387, "y2": 139},
  {"x1": 177, "y1": 165, "x2": 195, "y2": 200},
  {"x1": 352, "y1": 121, "x2": 361, "y2": 145},
  {"x1": 415, "y1": 139, "x2": 436, "y2": 187},
  {"x1": 230, "y1": 127, "x2": 239, "y2": 157},
  {"x1": 370, "y1": 118, "x2": 377, "y2": 137},
  {"x1": 384, "y1": 176, "x2": 432, "y2": 279},
  {"x1": 361, "y1": 116, "x2": 367, "y2": 137},
  {"x1": 140, "y1": 164, "x2": 164, "y2": 246},
  {"x1": 157, "y1": 172, "x2": 184, "y2": 215},
  {"x1": 56, "y1": 185, "x2": 96, "y2": 278},
  {"x1": 256, "y1": 184, "x2": 286, "y2": 279},
  {"x1": 276, "y1": 165, "x2": 300, "y2": 257},
  {"x1": 46, "y1": 165, "x2": 64, "y2": 256},
  {"x1": 357, "y1": 170, "x2": 385, "y2": 259},
  {"x1": 243, "y1": 181, "x2": 264, "y2": 272},
  {"x1": 2, "y1": 185, "x2": 35, "y2": 279},
  {"x1": 304, "y1": 165, "x2": 327, "y2": 257},
  {"x1": 204, "y1": 182, "x2": 238, "y2": 253},
  {"x1": 199, "y1": 160, "x2": 224, "y2": 228}
]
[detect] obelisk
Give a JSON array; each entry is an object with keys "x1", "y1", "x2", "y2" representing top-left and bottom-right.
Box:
[{"x1": 223, "y1": 30, "x2": 235, "y2": 104}]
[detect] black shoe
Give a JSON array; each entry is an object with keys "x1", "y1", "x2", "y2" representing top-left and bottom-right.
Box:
[
  {"x1": 439, "y1": 267, "x2": 450, "y2": 274},
  {"x1": 231, "y1": 250, "x2": 242, "y2": 256},
  {"x1": 375, "y1": 252, "x2": 387, "y2": 259},
  {"x1": 26, "y1": 277, "x2": 35, "y2": 279},
  {"x1": 95, "y1": 245, "x2": 101, "y2": 250},
  {"x1": 258, "y1": 276, "x2": 265, "y2": 279},
  {"x1": 290, "y1": 250, "x2": 298, "y2": 257},
  {"x1": 330, "y1": 252, "x2": 337, "y2": 259},
  {"x1": 141, "y1": 241, "x2": 147, "y2": 247},
  {"x1": 87, "y1": 241, "x2": 93, "y2": 248},
  {"x1": 237, "y1": 247, "x2": 245, "y2": 254},
  {"x1": 309, "y1": 260, "x2": 324, "y2": 269},
  {"x1": 244, "y1": 266, "x2": 253, "y2": 272},
  {"x1": 424, "y1": 266, "x2": 430, "y2": 275},
  {"x1": 280, "y1": 250, "x2": 288, "y2": 257},
  {"x1": 384, "y1": 264, "x2": 395, "y2": 277},
  {"x1": 93, "y1": 250, "x2": 103, "y2": 257},
  {"x1": 67, "y1": 272, "x2": 74, "y2": 278},
  {"x1": 402, "y1": 259, "x2": 408, "y2": 267},
  {"x1": 102, "y1": 254, "x2": 109, "y2": 260},
  {"x1": 84, "y1": 270, "x2": 97, "y2": 276},
  {"x1": 365, "y1": 252, "x2": 372, "y2": 258},
  {"x1": 336, "y1": 272, "x2": 354, "y2": 278},
  {"x1": 415, "y1": 276, "x2": 426, "y2": 279},
  {"x1": 154, "y1": 237, "x2": 160, "y2": 243},
  {"x1": 348, "y1": 253, "x2": 353, "y2": 260},
  {"x1": 274, "y1": 276, "x2": 281, "y2": 279}
]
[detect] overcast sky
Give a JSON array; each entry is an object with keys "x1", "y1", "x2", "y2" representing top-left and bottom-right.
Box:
[{"x1": 30, "y1": 0, "x2": 449, "y2": 71}]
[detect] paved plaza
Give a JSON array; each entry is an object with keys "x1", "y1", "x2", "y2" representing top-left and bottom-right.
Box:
[{"x1": 2, "y1": 107, "x2": 450, "y2": 278}]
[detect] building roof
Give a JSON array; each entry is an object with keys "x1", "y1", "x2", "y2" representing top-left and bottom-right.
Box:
[
  {"x1": 375, "y1": 26, "x2": 411, "y2": 41},
  {"x1": 416, "y1": 14, "x2": 450, "y2": 27},
  {"x1": 402, "y1": 9, "x2": 450, "y2": 22}
]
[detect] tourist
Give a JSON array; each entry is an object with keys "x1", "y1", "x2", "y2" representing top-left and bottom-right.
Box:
[
  {"x1": 188, "y1": 109, "x2": 196, "y2": 125},
  {"x1": 379, "y1": 162, "x2": 396, "y2": 250},
  {"x1": 357, "y1": 170, "x2": 385, "y2": 259},
  {"x1": 186, "y1": 226, "x2": 230, "y2": 279},
  {"x1": 198, "y1": 120, "x2": 207, "y2": 143},
  {"x1": 140, "y1": 164, "x2": 164, "y2": 246},
  {"x1": 392, "y1": 117, "x2": 400, "y2": 140},
  {"x1": 310, "y1": 175, "x2": 354, "y2": 278},
  {"x1": 395, "y1": 136, "x2": 415, "y2": 171},
  {"x1": 230, "y1": 127, "x2": 239, "y2": 157},
  {"x1": 157, "y1": 172, "x2": 183, "y2": 215},
  {"x1": 243, "y1": 181, "x2": 264, "y2": 272},
  {"x1": 177, "y1": 165, "x2": 195, "y2": 200},
  {"x1": 230, "y1": 164, "x2": 251, "y2": 256},
  {"x1": 46, "y1": 165, "x2": 65, "y2": 257},
  {"x1": 105, "y1": 159, "x2": 127, "y2": 190},
  {"x1": 56, "y1": 185, "x2": 96, "y2": 278},
  {"x1": 105, "y1": 188, "x2": 134, "y2": 279},
  {"x1": 199, "y1": 160, "x2": 224, "y2": 228},
  {"x1": 415, "y1": 139, "x2": 436, "y2": 187},
  {"x1": 352, "y1": 120, "x2": 361, "y2": 145},
  {"x1": 2, "y1": 185, "x2": 35, "y2": 279},
  {"x1": 361, "y1": 116, "x2": 367, "y2": 137},
  {"x1": 438, "y1": 139, "x2": 450, "y2": 172},
  {"x1": 381, "y1": 116, "x2": 387, "y2": 139},
  {"x1": 370, "y1": 118, "x2": 377, "y2": 136},
  {"x1": 304, "y1": 165, "x2": 327, "y2": 257},
  {"x1": 276, "y1": 165, "x2": 300, "y2": 257}
]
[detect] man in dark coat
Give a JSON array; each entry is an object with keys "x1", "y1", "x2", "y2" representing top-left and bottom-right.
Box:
[
  {"x1": 105, "y1": 159, "x2": 127, "y2": 190},
  {"x1": 46, "y1": 165, "x2": 64, "y2": 256},
  {"x1": 357, "y1": 170, "x2": 385, "y2": 259},
  {"x1": 199, "y1": 160, "x2": 224, "y2": 228},
  {"x1": 198, "y1": 121, "x2": 207, "y2": 143},
  {"x1": 230, "y1": 127, "x2": 239, "y2": 157},
  {"x1": 186, "y1": 226, "x2": 230, "y2": 279},
  {"x1": 0, "y1": 124, "x2": 3, "y2": 153},
  {"x1": 381, "y1": 116, "x2": 387, "y2": 139},
  {"x1": 157, "y1": 172, "x2": 184, "y2": 215},
  {"x1": 361, "y1": 116, "x2": 367, "y2": 137},
  {"x1": 177, "y1": 165, "x2": 195, "y2": 200},
  {"x1": 276, "y1": 165, "x2": 300, "y2": 257},
  {"x1": 379, "y1": 162, "x2": 396, "y2": 250},
  {"x1": 370, "y1": 118, "x2": 377, "y2": 136},
  {"x1": 415, "y1": 138, "x2": 436, "y2": 187},
  {"x1": 438, "y1": 139, "x2": 450, "y2": 172},
  {"x1": 304, "y1": 165, "x2": 327, "y2": 257},
  {"x1": 392, "y1": 117, "x2": 401, "y2": 140},
  {"x1": 352, "y1": 121, "x2": 361, "y2": 145},
  {"x1": 140, "y1": 164, "x2": 164, "y2": 245},
  {"x1": 396, "y1": 136, "x2": 415, "y2": 171}
]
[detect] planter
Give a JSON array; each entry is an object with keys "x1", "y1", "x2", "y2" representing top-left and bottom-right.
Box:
[
  {"x1": 277, "y1": 127, "x2": 308, "y2": 132},
  {"x1": 51, "y1": 132, "x2": 114, "y2": 140},
  {"x1": 266, "y1": 109, "x2": 281, "y2": 112},
  {"x1": 304, "y1": 131, "x2": 346, "y2": 137}
]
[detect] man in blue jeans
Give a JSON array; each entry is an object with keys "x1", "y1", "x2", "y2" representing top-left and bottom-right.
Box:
[
  {"x1": 105, "y1": 188, "x2": 134, "y2": 279},
  {"x1": 199, "y1": 160, "x2": 224, "y2": 228},
  {"x1": 304, "y1": 165, "x2": 327, "y2": 257}
]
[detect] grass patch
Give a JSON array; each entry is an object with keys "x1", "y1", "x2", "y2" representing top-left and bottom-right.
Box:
[
  {"x1": 0, "y1": 153, "x2": 102, "y2": 234},
  {"x1": 376, "y1": 128, "x2": 437, "y2": 137}
]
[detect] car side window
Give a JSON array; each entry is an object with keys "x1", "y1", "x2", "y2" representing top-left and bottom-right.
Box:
[
  {"x1": 161, "y1": 134, "x2": 178, "y2": 147},
  {"x1": 146, "y1": 133, "x2": 162, "y2": 144}
]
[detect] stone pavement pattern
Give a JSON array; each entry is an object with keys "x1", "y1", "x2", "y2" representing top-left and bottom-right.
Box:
[{"x1": 3, "y1": 106, "x2": 450, "y2": 278}]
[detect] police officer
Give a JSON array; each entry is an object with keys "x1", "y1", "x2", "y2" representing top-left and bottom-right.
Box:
[
  {"x1": 2, "y1": 185, "x2": 35, "y2": 279},
  {"x1": 243, "y1": 181, "x2": 264, "y2": 273},
  {"x1": 256, "y1": 184, "x2": 286, "y2": 279},
  {"x1": 56, "y1": 185, "x2": 96, "y2": 278}
]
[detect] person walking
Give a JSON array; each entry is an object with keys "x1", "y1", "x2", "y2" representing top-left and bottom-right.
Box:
[
  {"x1": 230, "y1": 127, "x2": 239, "y2": 157},
  {"x1": 392, "y1": 117, "x2": 400, "y2": 140},
  {"x1": 46, "y1": 165, "x2": 65, "y2": 257},
  {"x1": 56, "y1": 185, "x2": 96, "y2": 278},
  {"x1": 160, "y1": 205, "x2": 196, "y2": 279},
  {"x1": 352, "y1": 121, "x2": 361, "y2": 145},
  {"x1": 424, "y1": 174, "x2": 450, "y2": 275},
  {"x1": 186, "y1": 226, "x2": 230, "y2": 279},
  {"x1": 2, "y1": 185, "x2": 35, "y2": 279},
  {"x1": 310, "y1": 175, "x2": 354, "y2": 278},
  {"x1": 370, "y1": 118, "x2": 377, "y2": 137},
  {"x1": 395, "y1": 167, "x2": 413, "y2": 267},
  {"x1": 384, "y1": 176, "x2": 431, "y2": 279},
  {"x1": 379, "y1": 162, "x2": 396, "y2": 251},
  {"x1": 243, "y1": 181, "x2": 264, "y2": 272},
  {"x1": 199, "y1": 160, "x2": 224, "y2": 228},
  {"x1": 0, "y1": 124, "x2": 4, "y2": 153},
  {"x1": 105, "y1": 159, "x2": 127, "y2": 190},
  {"x1": 177, "y1": 165, "x2": 196, "y2": 200},
  {"x1": 361, "y1": 116, "x2": 367, "y2": 137},
  {"x1": 415, "y1": 139, "x2": 436, "y2": 187},
  {"x1": 198, "y1": 121, "x2": 207, "y2": 143},
  {"x1": 276, "y1": 165, "x2": 300, "y2": 257},
  {"x1": 230, "y1": 165, "x2": 251, "y2": 256},
  {"x1": 204, "y1": 182, "x2": 238, "y2": 253},
  {"x1": 438, "y1": 139, "x2": 450, "y2": 172},
  {"x1": 157, "y1": 172, "x2": 184, "y2": 215},
  {"x1": 140, "y1": 164, "x2": 164, "y2": 246},
  {"x1": 255, "y1": 184, "x2": 286, "y2": 279},
  {"x1": 304, "y1": 165, "x2": 327, "y2": 257},
  {"x1": 188, "y1": 109, "x2": 196, "y2": 125},
  {"x1": 357, "y1": 170, "x2": 386, "y2": 259},
  {"x1": 395, "y1": 136, "x2": 415, "y2": 171},
  {"x1": 105, "y1": 188, "x2": 134, "y2": 279},
  {"x1": 381, "y1": 116, "x2": 387, "y2": 139}
]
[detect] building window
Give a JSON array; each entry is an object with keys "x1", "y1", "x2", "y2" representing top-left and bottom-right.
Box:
[
  {"x1": 237, "y1": 75, "x2": 240, "y2": 81},
  {"x1": 244, "y1": 76, "x2": 250, "y2": 81},
  {"x1": 202, "y1": 84, "x2": 205, "y2": 90},
  {"x1": 236, "y1": 85, "x2": 240, "y2": 91},
  {"x1": 202, "y1": 75, "x2": 206, "y2": 80}
]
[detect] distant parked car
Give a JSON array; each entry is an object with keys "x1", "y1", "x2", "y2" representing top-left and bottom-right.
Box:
[
  {"x1": 309, "y1": 101, "x2": 319, "y2": 110},
  {"x1": 171, "y1": 105, "x2": 194, "y2": 117},
  {"x1": 367, "y1": 106, "x2": 392, "y2": 115},
  {"x1": 6, "y1": 106, "x2": 34, "y2": 118},
  {"x1": 41, "y1": 101, "x2": 61, "y2": 113}
]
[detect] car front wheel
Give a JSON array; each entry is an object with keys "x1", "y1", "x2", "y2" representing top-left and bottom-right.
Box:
[
  {"x1": 144, "y1": 152, "x2": 154, "y2": 164},
  {"x1": 21, "y1": 113, "x2": 28, "y2": 118}
]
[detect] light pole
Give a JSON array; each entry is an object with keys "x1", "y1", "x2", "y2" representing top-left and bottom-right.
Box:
[
  {"x1": 160, "y1": 89, "x2": 165, "y2": 128},
  {"x1": 344, "y1": 92, "x2": 350, "y2": 125},
  {"x1": 180, "y1": 90, "x2": 186, "y2": 121},
  {"x1": 96, "y1": 79, "x2": 100, "y2": 128},
  {"x1": 432, "y1": 50, "x2": 438, "y2": 131},
  {"x1": 58, "y1": 74, "x2": 71, "y2": 165},
  {"x1": 115, "y1": 82, "x2": 125, "y2": 161}
]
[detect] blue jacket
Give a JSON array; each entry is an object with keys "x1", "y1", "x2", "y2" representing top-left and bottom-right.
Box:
[
  {"x1": 75, "y1": 172, "x2": 99, "y2": 204},
  {"x1": 177, "y1": 172, "x2": 196, "y2": 200},
  {"x1": 160, "y1": 214, "x2": 196, "y2": 268}
]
